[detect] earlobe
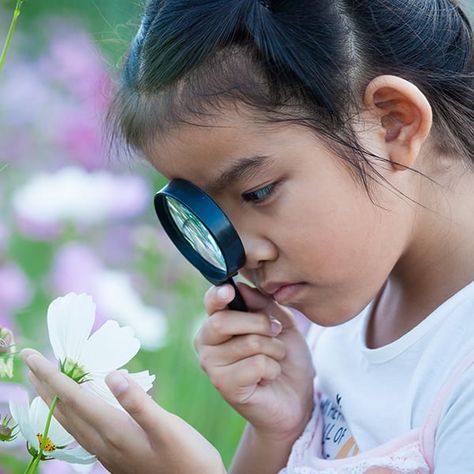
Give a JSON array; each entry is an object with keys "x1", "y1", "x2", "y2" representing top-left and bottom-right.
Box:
[{"x1": 364, "y1": 75, "x2": 433, "y2": 171}]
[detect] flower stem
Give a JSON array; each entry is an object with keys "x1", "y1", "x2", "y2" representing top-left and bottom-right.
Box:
[
  {"x1": 28, "y1": 396, "x2": 58, "y2": 474},
  {"x1": 27, "y1": 456, "x2": 41, "y2": 474},
  {"x1": 23, "y1": 456, "x2": 35, "y2": 474},
  {"x1": 24, "y1": 457, "x2": 40, "y2": 474},
  {"x1": 0, "y1": 0, "x2": 25, "y2": 73}
]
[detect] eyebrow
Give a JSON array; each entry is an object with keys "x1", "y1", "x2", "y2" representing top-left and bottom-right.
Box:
[{"x1": 206, "y1": 155, "x2": 273, "y2": 194}]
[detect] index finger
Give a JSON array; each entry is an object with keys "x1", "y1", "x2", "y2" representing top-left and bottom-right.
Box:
[
  {"x1": 196, "y1": 310, "x2": 278, "y2": 346},
  {"x1": 20, "y1": 349, "x2": 119, "y2": 428}
]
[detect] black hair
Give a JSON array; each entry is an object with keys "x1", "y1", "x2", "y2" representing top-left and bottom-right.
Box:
[{"x1": 109, "y1": 0, "x2": 474, "y2": 198}]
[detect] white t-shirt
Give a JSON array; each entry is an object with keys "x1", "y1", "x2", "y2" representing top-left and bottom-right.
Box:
[{"x1": 311, "y1": 280, "x2": 474, "y2": 473}]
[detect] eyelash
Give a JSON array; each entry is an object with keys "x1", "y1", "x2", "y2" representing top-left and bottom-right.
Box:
[{"x1": 241, "y1": 182, "x2": 278, "y2": 204}]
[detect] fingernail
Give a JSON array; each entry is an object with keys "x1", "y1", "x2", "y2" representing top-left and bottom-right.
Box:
[
  {"x1": 270, "y1": 318, "x2": 282, "y2": 336},
  {"x1": 25, "y1": 355, "x2": 42, "y2": 372},
  {"x1": 217, "y1": 286, "x2": 230, "y2": 299},
  {"x1": 20, "y1": 348, "x2": 39, "y2": 363},
  {"x1": 106, "y1": 372, "x2": 129, "y2": 396}
]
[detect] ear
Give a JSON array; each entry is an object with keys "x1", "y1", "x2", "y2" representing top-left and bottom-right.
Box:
[{"x1": 364, "y1": 75, "x2": 433, "y2": 171}]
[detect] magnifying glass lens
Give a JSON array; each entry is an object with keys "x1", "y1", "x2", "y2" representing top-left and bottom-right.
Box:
[
  {"x1": 155, "y1": 179, "x2": 248, "y2": 312},
  {"x1": 166, "y1": 196, "x2": 227, "y2": 271}
]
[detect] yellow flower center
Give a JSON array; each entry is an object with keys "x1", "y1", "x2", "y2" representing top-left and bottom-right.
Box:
[{"x1": 36, "y1": 433, "x2": 56, "y2": 452}]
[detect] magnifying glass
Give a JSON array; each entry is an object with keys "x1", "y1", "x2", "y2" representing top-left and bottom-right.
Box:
[{"x1": 154, "y1": 179, "x2": 248, "y2": 312}]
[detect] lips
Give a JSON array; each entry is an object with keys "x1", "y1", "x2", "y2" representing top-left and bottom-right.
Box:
[
  {"x1": 259, "y1": 282, "x2": 306, "y2": 304},
  {"x1": 259, "y1": 282, "x2": 296, "y2": 296}
]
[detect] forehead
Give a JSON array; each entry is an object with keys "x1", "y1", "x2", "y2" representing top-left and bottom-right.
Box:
[{"x1": 146, "y1": 111, "x2": 284, "y2": 188}]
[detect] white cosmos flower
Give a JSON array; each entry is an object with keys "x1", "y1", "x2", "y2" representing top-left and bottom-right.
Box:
[
  {"x1": 9, "y1": 396, "x2": 95, "y2": 465},
  {"x1": 47, "y1": 293, "x2": 155, "y2": 408},
  {"x1": 12, "y1": 166, "x2": 148, "y2": 226}
]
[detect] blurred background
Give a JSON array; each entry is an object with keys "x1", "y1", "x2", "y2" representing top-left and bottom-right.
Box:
[
  {"x1": 1, "y1": 0, "x2": 474, "y2": 473},
  {"x1": 0, "y1": 1, "x2": 246, "y2": 472}
]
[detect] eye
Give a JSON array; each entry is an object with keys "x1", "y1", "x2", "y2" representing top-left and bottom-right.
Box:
[{"x1": 241, "y1": 182, "x2": 278, "y2": 204}]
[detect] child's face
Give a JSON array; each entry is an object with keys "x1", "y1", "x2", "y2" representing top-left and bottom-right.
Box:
[{"x1": 148, "y1": 108, "x2": 414, "y2": 325}]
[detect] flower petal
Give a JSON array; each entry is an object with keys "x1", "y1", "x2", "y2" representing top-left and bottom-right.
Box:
[
  {"x1": 9, "y1": 398, "x2": 37, "y2": 448},
  {"x1": 47, "y1": 414, "x2": 76, "y2": 448},
  {"x1": 80, "y1": 320, "x2": 140, "y2": 372},
  {"x1": 52, "y1": 445, "x2": 96, "y2": 464},
  {"x1": 85, "y1": 377, "x2": 122, "y2": 409},
  {"x1": 127, "y1": 370, "x2": 156, "y2": 393},
  {"x1": 48, "y1": 293, "x2": 96, "y2": 363},
  {"x1": 30, "y1": 397, "x2": 74, "y2": 447},
  {"x1": 85, "y1": 370, "x2": 155, "y2": 408}
]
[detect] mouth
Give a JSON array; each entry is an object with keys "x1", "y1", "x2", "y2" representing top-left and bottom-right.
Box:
[{"x1": 259, "y1": 282, "x2": 307, "y2": 304}]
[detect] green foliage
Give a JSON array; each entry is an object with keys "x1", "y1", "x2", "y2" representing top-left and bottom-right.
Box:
[{"x1": 2, "y1": 0, "x2": 145, "y2": 63}]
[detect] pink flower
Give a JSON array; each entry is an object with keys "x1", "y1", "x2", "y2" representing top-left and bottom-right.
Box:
[
  {"x1": 0, "y1": 264, "x2": 32, "y2": 331},
  {"x1": 59, "y1": 114, "x2": 106, "y2": 170},
  {"x1": 0, "y1": 382, "x2": 28, "y2": 405}
]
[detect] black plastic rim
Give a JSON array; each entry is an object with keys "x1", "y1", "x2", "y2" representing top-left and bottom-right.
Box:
[{"x1": 154, "y1": 179, "x2": 246, "y2": 285}]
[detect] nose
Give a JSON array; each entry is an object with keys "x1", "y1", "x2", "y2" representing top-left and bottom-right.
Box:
[{"x1": 239, "y1": 231, "x2": 278, "y2": 272}]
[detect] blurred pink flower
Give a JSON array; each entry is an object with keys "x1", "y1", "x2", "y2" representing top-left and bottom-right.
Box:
[
  {"x1": 0, "y1": 60, "x2": 54, "y2": 128},
  {"x1": 41, "y1": 459, "x2": 110, "y2": 474},
  {"x1": 37, "y1": 24, "x2": 114, "y2": 170},
  {"x1": 0, "y1": 264, "x2": 31, "y2": 310},
  {"x1": 51, "y1": 244, "x2": 167, "y2": 350},
  {"x1": 14, "y1": 218, "x2": 62, "y2": 241},
  {"x1": 98, "y1": 225, "x2": 136, "y2": 266},
  {"x1": 0, "y1": 382, "x2": 28, "y2": 405},
  {"x1": 51, "y1": 244, "x2": 106, "y2": 331},
  {"x1": 0, "y1": 221, "x2": 8, "y2": 253},
  {"x1": 52, "y1": 244, "x2": 102, "y2": 296},
  {"x1": 0, "y1": 264, "x2": 32, "y2": 330},
  {"x1": 39, "y1": 26, "x2": 112, "y2": 110},
  {"x1": 0, "y1": 23, "x2": 114, "y2": 171},
  {"x1": 57, "y1": 108, "x2": 107, "y2": 171}
]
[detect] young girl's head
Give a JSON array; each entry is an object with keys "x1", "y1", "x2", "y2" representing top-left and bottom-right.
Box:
[{"x1": 110, "y1": 0, "x2": 474, "y2": 325}]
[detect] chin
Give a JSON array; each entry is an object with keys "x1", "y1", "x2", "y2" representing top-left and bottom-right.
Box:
[{"x1": 289, "y1": 299, "x2": 367, "y2": 328}]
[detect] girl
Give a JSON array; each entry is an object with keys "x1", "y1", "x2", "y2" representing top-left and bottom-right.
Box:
[{"x1": 22, "y1": 0, "x2": 474, "y2": 472}]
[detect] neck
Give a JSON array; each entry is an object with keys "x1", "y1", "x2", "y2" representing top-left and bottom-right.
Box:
[{"x1": 367, "y1": 162, "x2": 474, "y2": 348}]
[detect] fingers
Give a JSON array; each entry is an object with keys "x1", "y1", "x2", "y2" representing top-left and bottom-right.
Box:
[
  {"x1": 105, "y1": 371, "x2": 169, "y2": 438},
  {"x1": 21, "y1": 349, "x2": 150, "y2": 462},
  {"x1": 210, "y1": 354, "x2": 282, "y2": 404},
  {"x1": 201, "y1": 334, "x2": 286, "y2": 368},
  {"x1": 27, "y1": 370, "x2": 106, "y2": 455},
  {"x1": 203, "y1": 282, "x2": 296, "y2": 331},
  {"x1": 21, "y1": 349, "x2": 87, "y2": 405},
  {"x1": 21, "y1": 350, "x2": 121, "y2": 433},
  {"x1": 196, "y1": 309, "x2": 281, "y2": 346}
]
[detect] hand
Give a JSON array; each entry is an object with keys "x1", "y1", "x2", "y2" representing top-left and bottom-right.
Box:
[
  {"x1": 194, "y1": 282, "x2": 315, "y2": 443},
  {"x1": 20, "y1": 350, "x2": 226, "y2": 474}
]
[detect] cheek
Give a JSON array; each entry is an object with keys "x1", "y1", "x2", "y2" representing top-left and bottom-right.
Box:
[
  {"x1": 280, "y1": 177, "x2": 409, "y2": 285},
  {"x1": 284, "y1": 177, "x2": 416, "y2": 323}
]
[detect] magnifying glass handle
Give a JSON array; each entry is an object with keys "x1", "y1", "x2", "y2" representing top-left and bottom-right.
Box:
[{"x1": 225, "y1": 278, "x2": 248, "y2": 312}]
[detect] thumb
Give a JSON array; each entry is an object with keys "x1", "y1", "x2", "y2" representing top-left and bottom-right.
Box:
[
  {"x1": 106, "y1": 371, "x2": 217, "y2": 458},
  {"x1": 106, "y1": 371, "x2": 168, "y2": 434},
  {"x1": 236, "y1": 282, "x2": 296, "y2": 330}
]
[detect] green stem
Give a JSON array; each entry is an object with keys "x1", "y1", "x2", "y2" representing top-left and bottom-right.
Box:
[
  {"x1": 28, "y1": 396, "x2": 58, "y2": 474},
  {"x1": 0, "y1": 0, "x2": 25, "y2": 73},
  {"x1": 23, "y1": 456, "x2": 36, "y2": 474},
  {"x1": 27, "y1": 456, "x2": 41, "y2": 474}
]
